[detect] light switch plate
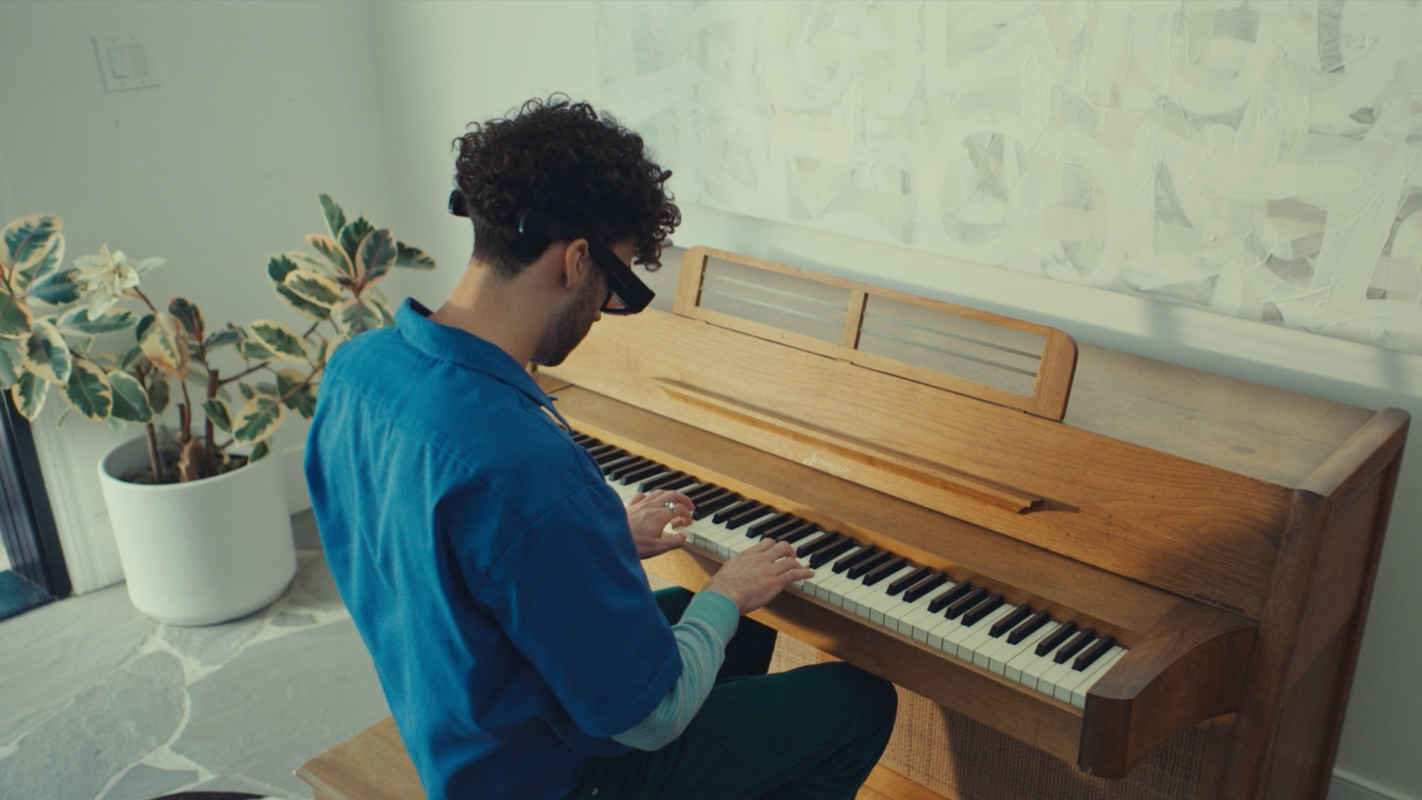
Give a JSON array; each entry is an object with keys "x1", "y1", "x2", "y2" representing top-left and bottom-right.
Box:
[{"x1": 92, "y1": 34, "x2": 161, "y2": 92}]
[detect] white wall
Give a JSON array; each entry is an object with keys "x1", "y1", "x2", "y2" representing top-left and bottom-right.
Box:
[
  {"x1": 0, "y1": 0, "x2": 394, "y2": 591},
  {"x1": 3, "y1": 1, "x2": 1418, "y2": 798},
  {"x1": 363, "y1": 3, "x2": 1422, "y2": 799}
]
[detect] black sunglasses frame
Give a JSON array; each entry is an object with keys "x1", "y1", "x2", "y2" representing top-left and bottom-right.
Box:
[{"x1": 448, "y1": 190, "x2": 654, "y2": 314}]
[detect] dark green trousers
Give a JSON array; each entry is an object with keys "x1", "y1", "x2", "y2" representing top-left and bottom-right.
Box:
[{"x1": 564, "y1": 587, "x2": 898, "y2": 800}]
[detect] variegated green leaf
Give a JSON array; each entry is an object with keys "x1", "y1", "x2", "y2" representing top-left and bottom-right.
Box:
[
  {"x1": 22, "y1": 320, "x2": 71, "y2": 384},
  {"x1": 28, "y1": 268, "x2": 80, "y2": 305},
  {"x1": 204, "y1": 326, "x2": 242, "y2": 351},
  {"x1": 319, "y1": 194, "x2": 346, "y2": 239},
  {"x1": 0, "y1": 339, "x2": 22, "y2": 388},
  {"x1": 276, "y1": 369, "x2": 317, "y2": 418},
  {"x1": 169, "y1": 297, "x2": 205, "y2": 342},
  {"x1": 107, "y1": 370, "x2": 152, "y2": 423},
  {"x1": 274, "y1": 284, "x2": 330, "y2": 321},
  {"x1": 249, "y1": 320, "x2": 307, "y2": 362},
  {"x1": 283, "y1": 269, "x2": 344, "y2": 308},
  {"x1": 147, "y1": 376, "x2": 170, "y2": 415},
  {"x1": 3, "y1": 215, "x2": 61, "y2": 271},
  {"x1": 237, "y1": 382, "x2": 256, "y2": 400},
  {"x1": 203, "y1": 398, "x2": 232, "y2": 433},
  {"x1": 312, "y1": 337, "x2": 332, "y2": 368},
  {"x1": 331, "y1": 297, "x2": 382, "y2": 338},
  {"x1": 231, "y1": 396, "x2": 285, "y2": 444},
  {"x1": 16, "y1": 235, "x2": 65, "y2": 289},
  {"x1": 139, "y1": 313, "x2": 189, "y2": 377},
  {"x1": 338, "y1": 217, "x2": 374, "y2": 263},
  {"x1": 239, "y1": 339, "x2": 274, "y2": 361},
  {"x1": 57, "y1": 308, "x2": 136, "y2": 335},
  {"x1": 119, "y1": 344, "x2": 144, "y2": 371},
  {"x1": 355, "y1": 228, "x2": 396, "y2": 285},
  {"x1": 11, "y1": 372, "x2": 48, "y2": 420},
  {"x1": 136, "y1": 313, "x2": 155, "y2": 342},
  {"x1": 267, "y1": 253, "x2": 299, "y2": 284},
  {"x1": 395, "y1": 241, "x2": 436, "y2": 270},
  {"x1": 64, "y1": 361, "x2": 111, "y2": 421},
  {"x1": 249, "y1": 440, "x2": 271, "y2": 463},
  {"x1": 0, "y1": 291, "x2": 33, "y2": 339},
  {"x1": 306, "y1": 234, "x2": 355, "y2": 279}
]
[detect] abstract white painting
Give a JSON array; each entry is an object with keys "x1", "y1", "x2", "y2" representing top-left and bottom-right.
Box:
[{"x1": 596, "y1": 1, "x2": 1422, "y2": 353}]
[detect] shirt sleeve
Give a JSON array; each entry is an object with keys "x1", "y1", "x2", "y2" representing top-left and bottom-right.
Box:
[
  {"x1": 613, "y1": 590, "x2": 739, "y2": 751},
  {"x1": 462, "y1": 478, "x2": 683, "y2": 739}
]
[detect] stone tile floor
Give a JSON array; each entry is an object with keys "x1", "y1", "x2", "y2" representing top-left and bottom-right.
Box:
[{"x1": 0, "y1": 512, "x2": 390, "y2": 800}]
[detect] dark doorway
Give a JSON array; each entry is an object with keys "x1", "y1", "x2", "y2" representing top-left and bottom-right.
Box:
[{"x1": 0, "y1": 394, "x2": 69, "y2": 621}]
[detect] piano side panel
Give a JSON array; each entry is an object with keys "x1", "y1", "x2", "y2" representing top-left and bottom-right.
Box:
[{"x1": 544, "y1": 311, "x2": 1293, "y2": 619}]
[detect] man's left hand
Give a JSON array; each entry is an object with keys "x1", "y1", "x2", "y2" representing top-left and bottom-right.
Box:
[{"x1": 626, "y1": 489, "x2": 694, "y2": 559}]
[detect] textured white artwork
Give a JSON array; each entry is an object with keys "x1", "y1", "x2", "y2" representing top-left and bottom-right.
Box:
[{"x1": 595, "y1": 1, "x2": 1422, "y2": 354}]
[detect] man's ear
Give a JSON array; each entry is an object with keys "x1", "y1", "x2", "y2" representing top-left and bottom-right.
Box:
[{"x1": 560, "y1": 238, "x2": 593, "y2": 290}]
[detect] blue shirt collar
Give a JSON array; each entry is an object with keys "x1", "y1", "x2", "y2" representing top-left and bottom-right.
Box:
[{"x1": 395, "y1": 298, "x2": 568, "y2": 425}]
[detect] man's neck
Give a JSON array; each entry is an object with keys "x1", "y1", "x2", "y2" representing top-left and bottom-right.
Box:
[{"x1": 430, "y1": 260, "x2": 544, "y2": 367}]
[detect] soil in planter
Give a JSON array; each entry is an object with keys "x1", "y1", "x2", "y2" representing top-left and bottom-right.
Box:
[{"x1": 121, "y1": 453, "x2": 251, "y2": 485}]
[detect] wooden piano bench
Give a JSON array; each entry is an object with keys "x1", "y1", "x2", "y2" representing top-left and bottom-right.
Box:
[{"x1": 297, "y1": 715, "x2": 941, "y2": 800}]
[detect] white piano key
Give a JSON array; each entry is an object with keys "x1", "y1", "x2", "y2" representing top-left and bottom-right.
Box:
[
  {"x1": 1003, "y1": 623, "x2": 1061, "y2": 684},
  {"x1": 967, "y1": 607, "x2": 1025, "y2": 669},
  {"x1": 1039, "y1": 650, "x2": 1087, "y2": 702},
  {"x1": 1017, "y1": 635, "x2": 1070, "y2": 692},
  {"x1": 956, "y1": 605, "x2": 1017, "y2": 667},
  {"x1": 864, "y1": 566, "x2": 916, "y2": 626},
  {"x1": 1067, "y1": 646, "x2": 1128, "y2": 709},
  {"x1": 887, "y1": 586, "x2": 940, "y2": 637},
  {"x1": 945, "y1": 604, "x2": 1011, "y2": 660}
]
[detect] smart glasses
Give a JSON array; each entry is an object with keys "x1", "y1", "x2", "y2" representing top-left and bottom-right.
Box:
[{"x1": 448, "y1": 190, "x2": 654, "y2": 314}]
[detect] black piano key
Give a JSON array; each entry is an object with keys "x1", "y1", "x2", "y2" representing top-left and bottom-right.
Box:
[
  {"x1": 593, "y1": 453, "x2": 633, "y2": 470},
  {"x1": 724, "y1": 505, "x2": 775, "y2": 530},
  {"x1": 928, "y1": 582, "x2": 975, "y2": 613},
  {"x1": 796, "y1": 531, "x2": 840, "y2": 558},
  {"x1": 1034, "y1": 621, "x2": 1079, "y2": 657},
  {"x1": 638, "y1": 471, "x2": 686, "y2": 492},
  {"x1": 961, "y1": 593, "x2": 1004, "y2": 626},
  {"x1": 1006, "y1": 610, "x2": 1051, "y2": 645},
  {"x1": 774, "y1": 521, "x2": 819, "y2": 543},
  {"x1": 847, "y1": 551, "x2": 893, "y2": 580},
  {"x1": 711, "y1": 500, "x2": 758, "y2": 524},
  {"x1": 571, "y1": 433, "x2": 594, "y2": 445},
  {"x1": 903, "y1": 573, "x2": 949, "y2": 603},
  {"x1": 658, "y1": 474, "x2": 699, "y2": 492},
  {"x1": 598, "y1": 455, "x2": 640, "y2": 474},
  {"x1": 887, "y1": 567, "x2": 934, "y2": 597},
  {"x1": 810, "y1": 539, "x2": 856, "y2": 568},
  {"x1": 693, "y1": 494, "x2": 741, "y2": 520},
  {"x1": 592, "y1": 446, "x2": 630, "y2": 462},
  {"x1": 861, "y1": 557, "x2": 909, "y2": 587},
  {"x1": 944, "y1": 587, "x2": 989, "y2": 620},
  {"x1": 586, "y1": 444, "x2": 619, "y2": 459},
  {"x1": 1073, "y1": 635, "x2": 1117, "y2": 671},
  {"x1": 619, "y1": 464, "x2": 666, "y2": 484},
  {"x1": 834, "y1": 546, "x2": 880, "y2": 574},
  {"x1": 989, "y1": 605, "x2": 1034, "y2": 638},
  {"x1": 609, "y1": 458, "x2": 657, "y2": 481},
  {"x1": 754, "y1": 515, "x2": 801, "y2": 539},
  {"x1": 1053, "y1": 630, "x2": 1098, "y2": 665},
  {"x1": 685, "y1": 484, "x2": 726, "y2": 503},
  {"x1": 748, "y1": 512, "x2": 796, "y2": 537}
]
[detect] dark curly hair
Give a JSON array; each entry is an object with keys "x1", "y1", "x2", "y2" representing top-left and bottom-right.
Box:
[{"x1": 452, "y1": 94, "x2": 681, "y2": 277}]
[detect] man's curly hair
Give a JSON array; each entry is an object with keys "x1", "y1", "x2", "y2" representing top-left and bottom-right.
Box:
[{"x1": 452, "y1": 95, "x2": 681, "y2": 277}]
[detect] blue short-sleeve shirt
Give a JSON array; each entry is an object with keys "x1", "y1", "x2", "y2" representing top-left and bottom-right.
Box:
[{"x1": 304, "y1": 299, "x2": 681, "y2": 800}]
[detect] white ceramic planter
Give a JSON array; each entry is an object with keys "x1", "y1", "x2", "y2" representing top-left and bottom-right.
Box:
[{"x1": 98, "y1": 434, "x2": 297, "y2": 626}]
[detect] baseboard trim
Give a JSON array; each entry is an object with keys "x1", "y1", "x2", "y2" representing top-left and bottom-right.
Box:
[{"x1": 1331, "y1": 770, "x2": 1417, "y2": 800}]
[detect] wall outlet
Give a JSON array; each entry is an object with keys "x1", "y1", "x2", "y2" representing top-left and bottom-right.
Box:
[{"x1": 91, "y1": 34, "x2": 161, "y2": 92}]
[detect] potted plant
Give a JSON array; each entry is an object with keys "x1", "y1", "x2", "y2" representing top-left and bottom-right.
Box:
[{"x1": 0, "y1": 195, "x2": 434, "y2": 624}]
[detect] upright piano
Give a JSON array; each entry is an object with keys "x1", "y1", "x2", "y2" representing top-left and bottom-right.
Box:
[{"x1": 533, "y1": 246, "x2": 1408, "y2": 800}]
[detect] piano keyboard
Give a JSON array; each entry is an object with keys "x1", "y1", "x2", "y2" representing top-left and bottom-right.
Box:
[{"x1": 573, "y1": 432, "x2": 1129, "y2": 710}]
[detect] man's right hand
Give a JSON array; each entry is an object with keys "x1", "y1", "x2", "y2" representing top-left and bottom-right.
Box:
[{"x1": 704, "y1": 539, "x2": 816, "y2": 614}]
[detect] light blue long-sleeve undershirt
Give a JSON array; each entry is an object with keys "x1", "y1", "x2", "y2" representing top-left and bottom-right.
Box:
[{"x1": 612, "y1": 590, "x2": 740, "y2": 751}]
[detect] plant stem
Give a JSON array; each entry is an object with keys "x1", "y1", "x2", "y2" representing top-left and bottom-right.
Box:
[
  {"x1": 131, "y1": 287, "x2": 160, "y2": 315},
  {"x1": 216, "y1": 361, "x2": 270, "y2": 388},
  {"x1": 144, "y1": 422, "x2": 162, "y2": 483},
  {"x1": 204, "y1": 368, "x2": 217, "y2": 476}
]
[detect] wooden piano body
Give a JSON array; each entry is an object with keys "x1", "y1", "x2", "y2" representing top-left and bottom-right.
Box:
[{"x1": 535, "y1": 246, "x2": 1409, "y2": 800}]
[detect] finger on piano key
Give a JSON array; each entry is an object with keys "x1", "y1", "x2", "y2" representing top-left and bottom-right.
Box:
[
  {"x1": 1003, "y1": 622, "x2": 1062, "y2": 683},
  {"x1": 1067, "y1": 646, "x2": 1128, "y2": 708}
]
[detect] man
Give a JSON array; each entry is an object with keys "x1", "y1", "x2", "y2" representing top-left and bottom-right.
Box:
[{"x1": 305, "y1": 96, "x2": 897, "y2": 800}]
